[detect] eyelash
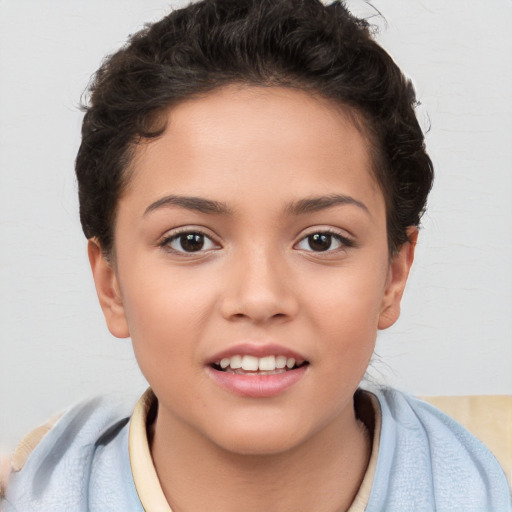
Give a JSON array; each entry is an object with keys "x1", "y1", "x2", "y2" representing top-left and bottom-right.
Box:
[
  {"x1": 295, "y1": 229, "x2": 355, "y2": 253},
  {"x1": 158, "y1": 228, "x2": 355, "y2": 255},
  {"x1": 159, "y1": 228, "x2": 220, "y2": 255}
]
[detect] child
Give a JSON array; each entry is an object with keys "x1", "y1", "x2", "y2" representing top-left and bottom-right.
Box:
[{"x1": 2, "y1": 0, "x2": 510, "y2": 510}]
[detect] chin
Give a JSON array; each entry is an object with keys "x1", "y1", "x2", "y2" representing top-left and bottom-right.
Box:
[
  {"x1": 207, "y1": 418, "x2": 311, "y2": 457},
  {"x1": 218, "y1": 435, "x2": 303, "y2": 457}
]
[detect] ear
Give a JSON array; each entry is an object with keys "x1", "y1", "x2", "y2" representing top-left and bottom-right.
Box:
[
  {"x1": 378, "y1": 227, "x2": 418, "y2": 330},
  {"x1": 88, "y1": 238, "x2": 130, "y2": 338}
]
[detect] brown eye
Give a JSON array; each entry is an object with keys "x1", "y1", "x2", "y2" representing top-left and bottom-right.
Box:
[
  {"x1": 179, "y1": 233, "x2": 205, "y2": 252},
  {"x1": 166, "y1": 232, "x2": 217, "y2": 253},
  {"x1": 307, "y1": 233, "x2": 334, "y2": 252},
  {"x1": 296, "y1": 231, "x2": 352, "y2": 253}
]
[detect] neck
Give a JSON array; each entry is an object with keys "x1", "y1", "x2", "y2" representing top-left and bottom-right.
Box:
[{"x1": 150, "y1": 400, "x2": 371, "y2": 512}]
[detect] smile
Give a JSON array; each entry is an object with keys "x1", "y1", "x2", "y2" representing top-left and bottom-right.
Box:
[
  {"x1": 212, "y1": 354, "x2": 307, "y2": 374},
  {"x1": 207, "y1": 351, "x2": 309, "y2": 398}
]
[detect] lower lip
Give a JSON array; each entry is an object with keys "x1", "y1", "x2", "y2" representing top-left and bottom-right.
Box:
[{"x1": 206, "y1": 365, "x2": 308, "y2": 398}]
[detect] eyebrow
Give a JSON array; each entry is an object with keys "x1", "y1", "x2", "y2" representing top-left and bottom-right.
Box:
[
  {"x1": 144, "y1": 193, "x2": 369, "y2": 217},
  {"x1": 285, "y1": 194, "x2": 370, "y2": 216},
  {"x1": 144, "y1": 195, "x2": 233, "y2": 216}
]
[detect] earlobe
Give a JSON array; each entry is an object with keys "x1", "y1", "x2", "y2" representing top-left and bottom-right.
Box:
[
  {"x1": 378, "y1": 227, "x2": 418, "y2": 330},
  {"x1": 88, "y1": 239, "x2": 130, "y2": 338}
]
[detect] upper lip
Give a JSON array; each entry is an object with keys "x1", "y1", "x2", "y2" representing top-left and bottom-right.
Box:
[{"x1": 206, "y1": 342, "x2": 308, "y2": 365}]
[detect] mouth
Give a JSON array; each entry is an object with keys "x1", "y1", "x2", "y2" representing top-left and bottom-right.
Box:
[{"x1": 210, "y1": 354, "x2": 309, "y2": 375}]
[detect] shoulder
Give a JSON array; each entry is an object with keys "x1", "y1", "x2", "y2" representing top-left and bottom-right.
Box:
[
  {"x1": 367, "y1": 387, "x2": 511, "y2": 512},
  {"x1": 10, "y1": 395, "x2": 132, "y2": 471},
  {"x1": 3, "y1": 395, "x2": 141, "y2": 512}
]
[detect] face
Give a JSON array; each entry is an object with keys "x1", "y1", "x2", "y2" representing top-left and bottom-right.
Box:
[{"x1": 90, "y1": 86, "x2": 415, "y2": 455}]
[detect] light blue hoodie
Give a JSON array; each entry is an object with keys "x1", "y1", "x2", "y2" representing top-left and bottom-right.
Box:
[{"x1": 2, "y1": 389, "x2": 510, "y2": 511}]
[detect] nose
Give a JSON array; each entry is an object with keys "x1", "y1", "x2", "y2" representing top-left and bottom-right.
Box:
[{"x1": 219, "y1": 246, "x2": 299, "y2": 324}]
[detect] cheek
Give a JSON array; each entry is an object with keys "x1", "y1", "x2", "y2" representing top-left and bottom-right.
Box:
[
  {"x1": 120, "y1": 271, "x2": 217, "y2": 376},
  {"x1": 303, "y1": 263, "x2": 388, "y2": 372},
  {"x1": 305, "y1": 264, "x2": 388, "y2": 326},
  {"x1": 122, "y1": 262, "x2": 217, "y2": 331}
]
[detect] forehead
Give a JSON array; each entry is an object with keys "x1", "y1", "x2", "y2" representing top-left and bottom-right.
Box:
[{"x1": 125, "y1": 85, "x2": 384, "y2": 217}]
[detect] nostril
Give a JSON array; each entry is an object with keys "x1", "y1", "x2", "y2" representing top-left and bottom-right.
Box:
[{"x1": 219, "y1": 279, "x2": 299, "y2": 323}]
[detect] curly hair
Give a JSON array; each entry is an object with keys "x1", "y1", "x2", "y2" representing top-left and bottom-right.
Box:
[{"x1": 76, "y1": 0, "x2": 434, "y2": 256}]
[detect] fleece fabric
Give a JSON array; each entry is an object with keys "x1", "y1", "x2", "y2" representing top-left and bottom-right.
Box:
[{"x1": 2, "y1": 388, "x2": 510, "y2": 511}]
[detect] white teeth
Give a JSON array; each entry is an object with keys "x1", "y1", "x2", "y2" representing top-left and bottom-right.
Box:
[
  {"x1": 276, "y1": 355, "x2": 287, "y2": 369},
  {"x1": 241, "y1": 355, "x2": 259, "y2": 371},
  {"x1": 259, "y1": 355, "x2": 275, "y2": 371},
  {"x1": 216, "y1": 354, "x2": 303, "y2": 372},
  {"x1": 286, "y1": 358, "x2": 296, "y2": 369},
  {"x1": 230, "y1": 355, "x2": 242, "y2": 369},
  {"x1": 226, "y1": 368, "x2": 287, "y2": 375}
]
